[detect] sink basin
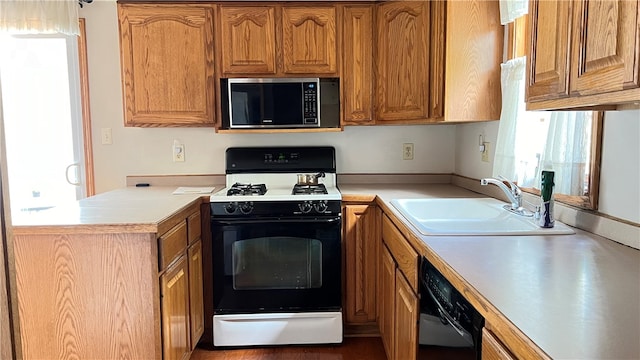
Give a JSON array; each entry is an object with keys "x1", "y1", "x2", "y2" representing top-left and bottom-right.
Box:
[{"x1": 390, "y1": 198, "x2": 575, "y2": 236}]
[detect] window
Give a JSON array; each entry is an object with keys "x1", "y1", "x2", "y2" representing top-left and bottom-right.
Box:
[{"x1": 497, "y1": 15, "x2": 602, "y2": 210}]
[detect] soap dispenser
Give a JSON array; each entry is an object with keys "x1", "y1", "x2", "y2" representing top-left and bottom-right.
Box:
[{"x1": 538, "y1": 170, "x2": 555, "y2": 228}]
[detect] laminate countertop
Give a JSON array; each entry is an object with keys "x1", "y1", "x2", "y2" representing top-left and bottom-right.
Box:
[
  {"x1": 10, "y1": 186, "x2": 210, "y2": 233},
  {"x1": 340, "y1": 183, "x2": 640, "y2": 360}
]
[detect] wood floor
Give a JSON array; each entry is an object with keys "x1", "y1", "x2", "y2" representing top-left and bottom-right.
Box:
[{"x1": 191, "y1": 337, "x2": 388, "y2": 360}]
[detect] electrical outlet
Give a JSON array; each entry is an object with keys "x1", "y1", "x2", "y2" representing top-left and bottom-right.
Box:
[
  {"x1": 403, "y1": 143, "x2": 414, "y2": 160},
  {"x1": 481, "y1": 142, "x2": 490, "y2": 162},
  {"x1": 101, "y1": 128, "x2": 112, "y2": 145},
  {"x1": 173, "y1": 144, "x2": 185, "y2": 162}
]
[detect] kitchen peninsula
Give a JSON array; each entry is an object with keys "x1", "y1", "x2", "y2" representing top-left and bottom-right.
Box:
[{"x1": 11, "y1": 187, "x2": 209, "y2": 360}]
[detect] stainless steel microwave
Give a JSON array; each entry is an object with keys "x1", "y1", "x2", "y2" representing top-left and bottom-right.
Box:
[{"x1": 221, "y1": 78, "x2": 339, "y2": 129}]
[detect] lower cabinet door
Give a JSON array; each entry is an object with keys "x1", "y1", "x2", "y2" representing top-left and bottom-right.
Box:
[
  {"x1": 394, "y1": 269, "x2": 418, "y2": 360},
  {"x1": 379, "y1": 244, "x2": 396, "y2": 359},
  {"x1": 482, "y1": 327, "x2": 517, "y2": 360},
  {"x1": 161, "y1": 256, "x2": 190, "y2": 360},
  {"x1": 188, "y1": 240, "x2": 205, "y2": 349}
]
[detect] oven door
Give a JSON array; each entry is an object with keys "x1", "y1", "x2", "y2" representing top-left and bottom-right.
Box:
[{"x1": 212, "y1": 216, "x2": 341, "y2": 314}]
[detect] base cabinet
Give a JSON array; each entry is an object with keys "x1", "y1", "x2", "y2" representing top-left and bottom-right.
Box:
[
  {"x1": 379, "y1": 244, "x2": 396, "y2": 356},
  {"x1": 482, "y1": 327, "x2": 517, "y2": 360},
  {"x1": 188, "y1": 240, "x2": 205, "y2": 349},
  {"x1": 343, "y1": 203, "x2": 380, "y2": 332},
  {"x1": 161, "y1": 257, "x2": 191, "y2": 360},
  {"x1": 158, "y1": 206, "x2": 204, "y2": 360},
  {"x1": 379, "y1": 214, "x2": 419, "y2": 360},
  {"x1": 393, "y1": 269, "x2": 419, "y2": 360},
  {"x1": 12, "y1": 199, "x2": 205, "y2": 360}
]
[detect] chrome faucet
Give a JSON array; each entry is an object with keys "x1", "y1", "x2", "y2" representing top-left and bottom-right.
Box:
[{"x1": 480, "y1": 176, "x2": 524, "y2": 212}]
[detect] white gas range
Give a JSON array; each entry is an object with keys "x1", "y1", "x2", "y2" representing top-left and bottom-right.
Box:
[{"x1": 209, "y1": 146, "x2": 343, "y2": 347}]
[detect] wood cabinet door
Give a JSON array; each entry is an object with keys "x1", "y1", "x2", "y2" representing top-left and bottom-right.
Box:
[
  {"x1": 161, "y1": 256, "x2": 190, "y2": 360},
  {"x1": 376, "y1": 1, "x2": 431, "y2": 122},
  {"x1": 344, "y1": 204, "x2": 379, "y2": 324},
  {"x1": 342, "y1": 5, "x2": 374, "y2": 125},
  {"x1": 188, "y1": 240, "x2": 204, "y2": 349},
  {"x1": 379, "y1": 244, "x2": 396, "y2": 360},
  {"x1": 482, "y1": 328, "x2": 517, "y2": 360},
  {"x1": 526, "y1": 0, "x2": 572, "y2": 101},
  {"x1": 118, "y1": 4, "x2": 215, "y2": 127},
  {"x1": 444, "y1": 0, "x2": 503, "y2": 120},
  {"x1": 281, "y1": 6, "x2": 338, "y2": 74},
  {"x1": 569, "y1": 0, "x2": 640, "y2": 96},
  {"x1": 158, "y1": 220, "x2": 188, "y2": 271},
  {"x1": 219, "y1": 6, "x2": 277, "y2": 74},
  {"x1": 394, "y1": 270, "x2": 419, "y2": 360}
]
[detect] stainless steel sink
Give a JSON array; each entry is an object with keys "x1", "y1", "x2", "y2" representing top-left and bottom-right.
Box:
[{"x1": 390, "y1": 198, "x2": 575, "y2": 236}]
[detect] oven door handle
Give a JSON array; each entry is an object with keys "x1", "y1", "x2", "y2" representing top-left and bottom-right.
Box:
[{"x1": 212, "y1": 217, "x2": 341, "y2": 225}]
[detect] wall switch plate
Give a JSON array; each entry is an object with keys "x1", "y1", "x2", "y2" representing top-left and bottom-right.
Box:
[
  {"x1": 481, "y1": 142, "x2": 490, "y2": 162},
  {"x1": 403, "y1": 143, "x2": 414, "y2": 160},
  {"x1": 173, "y1": 144, "x2": 185, "y2": 162},
  {"x1": 101, "y1": 128, "x2": 112, "y2": 145}
]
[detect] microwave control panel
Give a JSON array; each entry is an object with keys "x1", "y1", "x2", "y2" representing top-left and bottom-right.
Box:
[{"x1": 303, "y1": 82, "x2": 319, "y2": 124}]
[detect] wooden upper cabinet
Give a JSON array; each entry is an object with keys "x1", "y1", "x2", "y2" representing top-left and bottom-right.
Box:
[
  {"x1": 526, "y1": 0, "x2": 640, "y2": 110},
  {"x1": 118, "y1": 4, "x2": 215, "y2": 127},
  {"x1": 444, "y1": 0, "x2": 503, "y2": 121},
  {"x1": 569, "y1": 0, "x2": 639, "y2": 96},
  {"x1": 376, "y1": 1, "x2": 431, "y2": 123},
  {"x1": 526, "y1": 0, "x2": 572, "y2": 102},
  {"x1": 342, "y1": 5, "x2": 374, "y2": 125},
  {"x1": 219, "y1": 6, "x2": 277, "y2": 75},
  {"x1": 282, "y1": 6, "x2": 338, "y2": 74}
]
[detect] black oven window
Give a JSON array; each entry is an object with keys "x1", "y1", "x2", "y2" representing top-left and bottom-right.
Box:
[{"x1": 232, "y1": 236, "x2": 322, "y2": 290}]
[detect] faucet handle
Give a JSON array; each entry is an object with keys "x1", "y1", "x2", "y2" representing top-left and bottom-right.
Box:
[{"x1": 497, "y1": 175, "x2": 521, "y2": 196}]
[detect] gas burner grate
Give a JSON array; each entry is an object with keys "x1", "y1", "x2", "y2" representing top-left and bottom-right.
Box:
[
  {"x1": 292, "y1": 184, "x2": 328, "y2": 195},
  {"x1": 227, "y1": 183, "x2": 268, "y2": 196}
]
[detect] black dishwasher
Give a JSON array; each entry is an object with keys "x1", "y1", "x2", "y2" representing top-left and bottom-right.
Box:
[{"x1": 418, "y1": 257, "x2": 484, "y2": 360}]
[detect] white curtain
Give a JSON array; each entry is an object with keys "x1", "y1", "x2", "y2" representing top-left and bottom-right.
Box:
[
  {"x1": 0, "y1": 0, "x2": 79, "y2": 35},
  {"x1": 493, "y1": 57, "x2": 527, "y2": 180},
  {"x1": 499, "y1": 0, "x2": 529, "y2": 25},
  {"x1": 537, "y1": 112, "x2": 592, "y2": 195}
]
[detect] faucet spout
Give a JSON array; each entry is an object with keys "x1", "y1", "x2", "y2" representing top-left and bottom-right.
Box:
[{"x1": 480, "y1": 177, "x2": 522, "y2": 211}]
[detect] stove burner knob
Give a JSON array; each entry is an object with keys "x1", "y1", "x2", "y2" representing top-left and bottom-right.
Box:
[
  {"x1": 224, "y1": 202, "x2": 237, "y2": 214},
  {"x1": 298, "y1": 201, "x2": 313, "y2": 214},
  {"x1": 239, "y1": 201, "x2": 254, "y2": 214},
  {"x1": 314, "y1": 200, "x2": 328, "y2": 213}
]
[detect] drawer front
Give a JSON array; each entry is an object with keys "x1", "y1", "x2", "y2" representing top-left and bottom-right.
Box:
[
  {"x1": 382, "y1": 214, "x2": 418, "y2": 291},
  {"x1": 187, "y1": 210, "x2": 201, "y2": 245},
  {"x1": 159, "y1": 220, "x2": 188, "y2": 270}
]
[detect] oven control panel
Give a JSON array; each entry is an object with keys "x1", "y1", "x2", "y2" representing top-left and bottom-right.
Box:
[{"x1": 212, "y1": 200, "x2": 341, "y2": 217}]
